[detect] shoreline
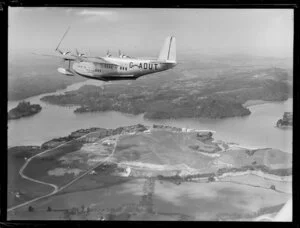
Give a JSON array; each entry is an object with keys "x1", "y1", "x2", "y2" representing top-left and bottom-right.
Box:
[
  {"x1": 243, "y1": 98, "x2": 292, "y2": 108},
  {"x1": 243, "y1": 100, "x2": 274, "y2": 108}
]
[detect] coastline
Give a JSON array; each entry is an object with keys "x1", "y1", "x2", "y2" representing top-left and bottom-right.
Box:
[
  {"x1": 243, "y1": 98, "x2": 293, "y2": 108},
  {"x1": 243, "y1": 100, "x2": 273, "y2": 108}
]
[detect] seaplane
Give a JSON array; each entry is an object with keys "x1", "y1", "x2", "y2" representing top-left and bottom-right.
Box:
[{"x1": 37, "y1": 27, "x2": 177, "y2": 81}]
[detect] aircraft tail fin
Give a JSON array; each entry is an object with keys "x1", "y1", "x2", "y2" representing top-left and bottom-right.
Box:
[{"x1": 158, "y1": 36, "x2": 176, "y2": 63}]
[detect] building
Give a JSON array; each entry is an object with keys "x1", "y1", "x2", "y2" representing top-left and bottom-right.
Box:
[
  {"x1": 121, "y1": 167, "x2": 131, "y2": 177},
  {"x1": 89, "y1": 170, "x2": 97, "y2": 175}
]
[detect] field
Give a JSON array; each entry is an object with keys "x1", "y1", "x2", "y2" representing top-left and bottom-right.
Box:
[
  {"x1": 22, "y1": 131, "x2": 115, "y2": 188},
  {"x1": 153, "y1": 181, "x2": 291, "y2": 221},
  {"x1": 219, "y1": 174, "x2": 292, "y2": 194},
  {"x1": 216, "y1": 148, "x2": 292, "y2": 169},
  {"x1": 10, "y1": 175, "x2": 291, "y2": 221},
  {"x1": 114, "y1": 129, "x2": 218, "y2": 171},
  {"x1": 56, "y1": 163, "x2": 133, "y2": 195},
  {"x1": 8, "y1": 126, "x2": 292, "y2": 220},
  {"x1": 8, "y1": 147, "x2": 53, "y2": 207},
  {"x1": 10, "y1": 179, "x2": 145, "y2": 220}
]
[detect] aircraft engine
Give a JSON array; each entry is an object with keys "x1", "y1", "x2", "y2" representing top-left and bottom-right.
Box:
[{"x1": 57, "y1": 67, "x2": 74, "y2": 76}]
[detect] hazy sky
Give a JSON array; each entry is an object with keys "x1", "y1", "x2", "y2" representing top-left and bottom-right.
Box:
[{"x1": 9, "y1": 7, "x2": 293, "y2": 58}]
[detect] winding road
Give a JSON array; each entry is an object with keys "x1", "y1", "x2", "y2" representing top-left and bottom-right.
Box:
[{"x1": 7, "y1": 132, "x2": 120, "y2": 212}]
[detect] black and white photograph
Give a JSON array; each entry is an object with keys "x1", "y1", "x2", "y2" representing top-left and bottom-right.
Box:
[{"x1": 7, "y1": 7, "x2": 293, "y2": 221}]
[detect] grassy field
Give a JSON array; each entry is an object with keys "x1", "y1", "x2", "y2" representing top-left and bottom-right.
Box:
[
  {"x1": 8, "y1": 147, "x2": 53, "y2": 208},
  {"x1": 217, "y1": 148, "x2": 292, "y2": 169},
  {"x1": 220, "y1": 174, "x2": 292, "y2": 194},
  {"x1": 56, "y1": 163, "x2": 133, "y2": 195},
  {"x1": 114, "y1": 130, "x2": 217, "y2": 170},
  {"x1": 12, "y1": 179, "x2": 144, "y2": 218},
  {"x1": 22, "y1": 133, "x2": 114, "y2": 187},
  {"x1": 153, "y1": 180, "x2": 291, "y2": 221}
]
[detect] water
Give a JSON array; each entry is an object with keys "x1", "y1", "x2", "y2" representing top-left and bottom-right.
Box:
[{"x1": 8, "y1": 80, "x2": 292, "y2": 153}]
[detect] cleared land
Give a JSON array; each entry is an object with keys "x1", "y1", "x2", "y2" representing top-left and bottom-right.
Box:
[
  {"x1": 8, "y1": 146, "x2": 53, "y2": 207},
  {"x1": 8, "y1": 125, "x2": 292, "y2": 220},
  {"x1": 114, "y1": 129, "x2": 219, "y2": 171},
  {"x1": 22, "y1": 131, "x2": 115, "y2": 188}
]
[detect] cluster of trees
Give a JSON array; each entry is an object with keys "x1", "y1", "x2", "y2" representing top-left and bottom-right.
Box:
[
  {"x1": 277, "y1": 112, "x2": 293, "y2": 128},
  {"x1": 41, "y1": 127, "x2": 104, "y2": 149},
  {"x1": 216, "y1": 165, "x2": 292, "y2": 177},
  {"x1": 157, "y1": 173, "x2": 216, "y2": 184},
  {"x1": 8, "y1": 101, "x2": 42, "y2": 120},
  {"x1": 40, "y1": 67, "x2": 291, "y2": 120}
]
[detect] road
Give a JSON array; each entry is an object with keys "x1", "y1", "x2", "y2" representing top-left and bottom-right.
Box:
[{"x1": 7, "y1": 132, "x2": 120, "y2": 212}]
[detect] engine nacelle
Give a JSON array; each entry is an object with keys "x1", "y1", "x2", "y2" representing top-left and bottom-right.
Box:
[{"x1": 58, "y1": 68, "x2": 74, "y2": 76}]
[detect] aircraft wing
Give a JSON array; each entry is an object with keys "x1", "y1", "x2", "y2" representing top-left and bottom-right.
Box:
[
  {"x1": 32, "y1": 52, "x2": 77, "y2": 61},
  {"x1": 84, "y1": 56, "x2": 120, "y2": 66}
]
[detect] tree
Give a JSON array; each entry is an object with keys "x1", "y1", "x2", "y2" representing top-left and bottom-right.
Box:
[
  {"x1": 208, "y1": 176, "x2": 215, "y2": 182},
  {"x1": 63, "y1": 210, "x2": 71, "y2": 220},
  {"x1": 270, "y1": 185, "x2": 276, "y2": 191},
  {"x1": 28, "y1": 206, "x2": 34, "y2": 212}
]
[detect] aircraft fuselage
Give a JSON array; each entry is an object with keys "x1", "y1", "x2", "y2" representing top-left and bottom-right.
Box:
[{"x1": 71, "y1": 57, "x2": 176, "y2": 81}]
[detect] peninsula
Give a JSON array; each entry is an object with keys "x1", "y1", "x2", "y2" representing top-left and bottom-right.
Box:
[{"x1": 8, "y1": 124, "x2": 292, "y2": 221}]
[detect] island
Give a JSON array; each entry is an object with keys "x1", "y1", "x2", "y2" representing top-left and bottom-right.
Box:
[
  {"x1": 40, "y1": 67, "x2": 291, "y2": 120},
  {"x1": 8, "y1": 124, "x2": 292, "y2": 221},
  {"x1": 276, "y1": 112, "x2": 293, "y2": 128},
  {"x1": 8, "y1": 101, "x2": 42, "y2": 120}
]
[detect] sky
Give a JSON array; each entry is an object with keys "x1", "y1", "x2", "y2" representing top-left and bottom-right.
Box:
[{"x1": 8, "y1": 7, "x2": 293, "y2": 58}]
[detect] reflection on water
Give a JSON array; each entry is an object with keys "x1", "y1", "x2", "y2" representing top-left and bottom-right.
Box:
[{"x1": 8, "y1": 80, "x2": 292, "y2": 153}]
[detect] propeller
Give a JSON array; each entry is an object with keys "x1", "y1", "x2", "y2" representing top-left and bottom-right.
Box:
[
  {"x1": 106, "y1": 50, "x2": 111, "y2": 57},
  {"x1": 75, "y1": 48, "x2": 85, "y2": 57},
  {"x1": 55, "y1": 26, "x2": 71, "y2": 55},
  {"x1": 57, "y1": 50, "x2": 71, "y2": 56},
  {"x1": 118, "y1": 49, "x2": 131, "y2": 58}
]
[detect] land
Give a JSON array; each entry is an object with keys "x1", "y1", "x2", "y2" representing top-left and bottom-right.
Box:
[
  {"x1": 8, "y1": 101, "x2": 42, "y2": 120},
  {"x1": 276, "y1": 112, "x2": 293, "y2": 128},
  {"x1": 9, "y1": 53, "x2": 292, "y2": 119},
  {"x1": 7, "y1": 124, "x2": 292, "y2": 220},
  {"x1": 41, "y1": 66, "x2": 292, "y2": 120},
  {"x1": 8, "y1": 53, "x2": 85, "y2": 101}
]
